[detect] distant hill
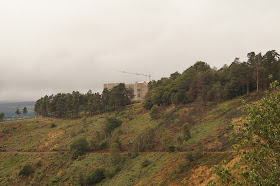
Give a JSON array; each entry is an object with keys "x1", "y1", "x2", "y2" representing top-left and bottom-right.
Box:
[{"x1": 0, "y1": 101, "x2": 35, "y2": 121}]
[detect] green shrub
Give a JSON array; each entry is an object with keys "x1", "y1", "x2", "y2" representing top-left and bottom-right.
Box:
[
  {"x1": 141, "y1": 159, "x2": 151, "y2": 168},
  {"x1": 104, "y1": 117, "x2": 122, "y2": 137},
  {"x1": 168, "y1": 145, "x2": 176, "y2": 152},
  {"x1": 49, "y1": 176, "x2": 60, "y2": 184},
  {"x1": 70, "y1": 137, "x2": 89, "y2": 159},
  {"x1": 2, "y1": 128, "x2": 10, "y2": 134},
  {"x1": 150, "y1": 105, "x2": 160, "y2": 119},
  {"x1": 89, "y1": 138, "x2": 99, "y2": 151},
  {"x1": 186, "y1": 152, "x2": 194, "y2": 162},
  {"x1": 19, "y1": 164, "x2": 35, "y2": 177},
  {"x1": 177, "y1": 136, "x2": 183, "y2": 144},
  {"x1": 177, "y1": 162, "x2": 186, "y2": 173},
  {"x1": 35, "y1": 160, "x2": 42, "y2": 167},
  {"x1": 105, "y1": 166, "x2": 122, "y2": 178},
  {"x1": 135, "y1": 127, "x2": 155, "y2": 152},
  {"x1": 70, "y1": 131, "x2": 77, "y2": 138},
  {"x1": 50, "y1": 123, "x2": 57, "y2": 128},
  {"x1": 99, "y1": 140, "x2": 108, "y2": 150},
  {"x1": 81, "y1": 116, "x2": 87, "y2": 125},
  {"x1": 79, "y1": 168, "x2": 106, "y2": 185},
  {"x1": 110, "y1": 143, "x2": 122, "y2": 165},
  {"x1": 182, "y1": 123, "x2": 191, "y2": 142}
]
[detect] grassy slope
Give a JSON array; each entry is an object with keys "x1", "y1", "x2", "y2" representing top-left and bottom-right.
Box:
[{"x1": 0, "y1": 93, "x2": 261, "y2": 185}]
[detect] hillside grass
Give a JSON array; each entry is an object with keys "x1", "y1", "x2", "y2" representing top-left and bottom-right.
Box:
[{"x1": 0, "y1": 93, "x2": 261, "y2": 185}]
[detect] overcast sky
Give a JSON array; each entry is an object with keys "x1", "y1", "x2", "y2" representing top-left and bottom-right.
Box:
[{"x1": 0, "y1": 0, "x2": 279, "y2": 102}]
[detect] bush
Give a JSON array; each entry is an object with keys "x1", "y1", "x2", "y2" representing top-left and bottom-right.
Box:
[
  {"x1": 89, "y1": 138, "x2": 99, "y2": 151},
  {"x1": 135, "y1": 127, "x2": 155, "y2": 152},
  {"x1": 177, "y1": 136, "x2": 183, "y2": 144},
  {"x1": 104, "y1": 165, "x2": 122, "y2": 178},
  {"x1": 79, "y1": 168, "x2": 106, "y2": 185},
  {"x1": 70, "y1": 138, "x2": 89, "y2": 159},
  {"x1": 50, "y1": 123, "x2": 57, "y2": 128},
  {"x1": 168, "y1": 145, "x2": 176, "y2": 152},
  {"x1": 150, "y1": 105, "x2": 160, "y2": 119},
  {"x1": 186, "y1": 152, "x2": 194, "y2": 162},
  {"x1": 70, "y1": 131, "x2": 77, "y2": 138},
  {"x1": 110, "y1": 142, "x2": 122, "y2": 165},
  {"x1": 19, "y1": 164, "x2": 35, "y2": 177},
  {"x1": 182, "y1": 123, "x2": 191, "y2": 142},
  {"x1": 177, "y1": 162, "x2": 186, "y2": 173},
  {"x1": 36, "y1": 160, "x2": 42, "y2": 167},
  {"x1": 81, "y1": 116, "x2": 87, "y2": 127},
  {"x1": 99, "y1": 140, "x2": 108, "y2": 150},
  {"x1": 2, "y1": 128, "x2": 10, "y2": 134},
  {"x1": 141, "y1": 159, "x2": 151, "y2": 168},
  {"x1": 104, "y1": 117, "x2": 122, "y2": 137}
]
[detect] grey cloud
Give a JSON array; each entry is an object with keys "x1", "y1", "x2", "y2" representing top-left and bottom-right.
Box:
[{"x1": 0, "y1": 0, "x2": 280, "y2": 101}]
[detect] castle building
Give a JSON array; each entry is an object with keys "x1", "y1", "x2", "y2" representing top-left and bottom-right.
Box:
[{"x1": 104, "y1": 81, "x2": 149, "y2": 101}]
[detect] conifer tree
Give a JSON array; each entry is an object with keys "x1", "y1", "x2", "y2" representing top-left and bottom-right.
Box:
[
  {"x1": 23, "y1": 106, "x2": 28, "y2": 117},
  {"x1": 15, "y1": 108, "x2": 21, "y2": 118},
  {"x1": 0, "y1": 112, "x2": 4, "y2": 122}
]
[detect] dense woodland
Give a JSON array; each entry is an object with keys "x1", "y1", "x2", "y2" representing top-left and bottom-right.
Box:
[
  {"x1": 34, "y1": 83, "x2": 134, "y2": 118},
  {"x1": 35, "y1": 50, "x2": 279, "y2": 118},
  {"x1": 144, "y1": 50, "x2": 280, "y2": 109}
]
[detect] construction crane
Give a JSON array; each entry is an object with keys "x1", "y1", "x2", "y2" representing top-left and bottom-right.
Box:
[{"x1": 119, "y1": 71, "x2": 152, "y2": 81}]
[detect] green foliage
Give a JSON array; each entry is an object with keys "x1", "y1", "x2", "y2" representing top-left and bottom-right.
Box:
[
  {"x1": 35, "y1": 160, "x2": 42, "y2": 167},
  {"x1": 110, "y1": 143, "x2": 121, "y2": 164},
  {"x1": 213, "y1": 80, "x2": 280, "y2": 185},
  {"x1": 185, "y1": 152, "x2": 194, "y2": 162},
  {"x1": 99, "y1": 140, "x2": 108, "y2": 150},
  {"x1": 141, "y1": 159, "x2": 151, "y2": 168},
  {"x1": 50, "y1": 123, "x2": 57, "y2": 128},
  {"x1": 79, "y1": 168, "x2": 106, "y2": 185},
  {"x1": 2, "y1": 128, "x2": 10, "y2": 134},
  {"x1": 22, "y1": 106, "x2": 28, "y2": 116},
  {"x1": 149, "y1": 105, "x2": 160, "y2": 119},
  {"x1": 143, "y1": 50, "x2": 280, "y2": 109},
  {"x1": 15, "y1": 108, "x2": 21, "y2": 117},
  {"x1": 34, "y1": 83, "x2": 133, "y2": 118},
  {"x1": 104, "y1": 117, "x2": 122, "y2": 137},
  {"x1": 182, "y1": 123, "x2": 191, "y2": 142},
  {"x1": 19, "y1": 164, "x2": 35, "y2": 177},
  {"x1": 81, "y1": 116, "x2": 87, "y2": 126},
  {"x1": 70, "y1": 137, "x2": 89, "y2": 159},
  {"x1": 0, "y1": 112, "x2": 4, "y2": 122},
  {"x1": 134, "y1": 127, "x2": 155, "y2": 152},
  {"x1": 167, "y1": 145, "x2": 175, "y2": 152},
  {"x1": 89, "y1": 131, "x2": 106, "y2": 151}
]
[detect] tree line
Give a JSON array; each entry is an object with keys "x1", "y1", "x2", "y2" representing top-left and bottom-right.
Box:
[
  {"x1": 34, "y1": 83, "x2": 134, "y2": 118},
  {"x1": 14, "y1": 107, "x2": 28, "y2": 118},
  {"x1": 144, "y1": 50, "x2": 280, "y2": 109}
]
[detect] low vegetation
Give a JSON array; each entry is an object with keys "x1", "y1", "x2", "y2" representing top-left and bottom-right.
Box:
[
  {"x1": 19, "y1": 164, "x2": 35, "y2": 177},
  {"x1": 0, "y1": 93, "x2": 252, "y2": 185}
]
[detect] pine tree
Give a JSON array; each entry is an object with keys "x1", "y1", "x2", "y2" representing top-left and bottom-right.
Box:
[
  {"x1": 23, "y1": 106, "x2": 28, "y2": 117},
  {"x1": 0, "y1": 112, "x2": 4, "y2": 122},
  {"x1": 15, "y1": 109, "x2": 21, "y2": 118}
]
